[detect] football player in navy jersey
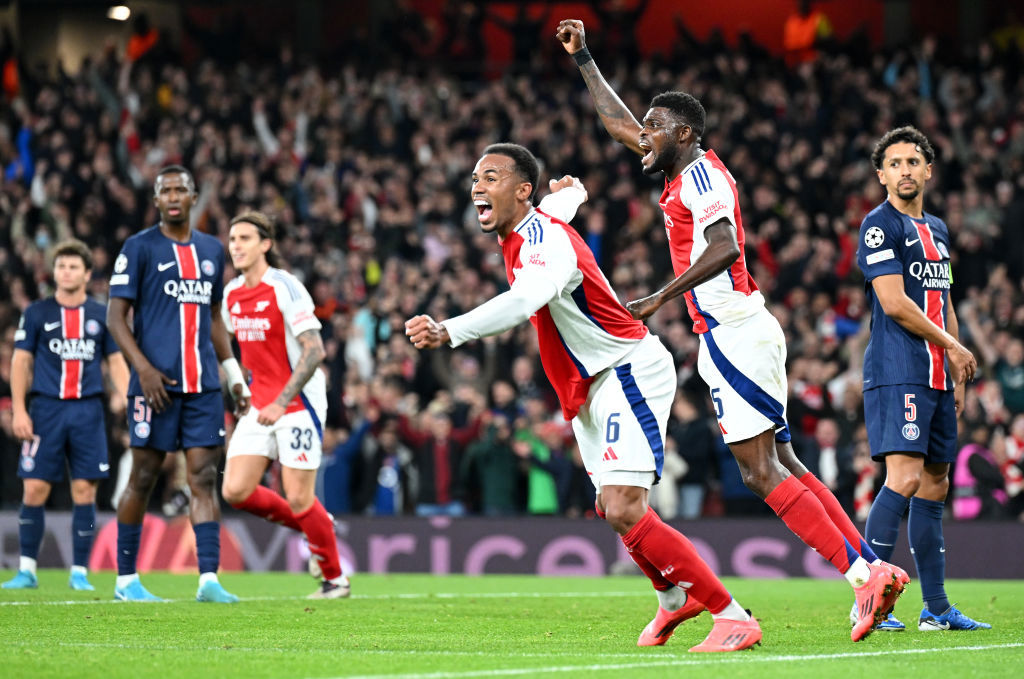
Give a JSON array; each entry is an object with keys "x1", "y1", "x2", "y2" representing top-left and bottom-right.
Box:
[
  {"x1": 3, "y1": 240, "x2": 129, "y2": 592},
  {"x1": 857, "y1": 126, "x2": 989, "y2": 631},
  {"x1": 106, "y1": 165, "x2": 250, "y2": 603}
]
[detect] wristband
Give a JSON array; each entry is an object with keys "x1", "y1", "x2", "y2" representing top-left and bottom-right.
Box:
[
  {"x1": 572, "y1": 47, "x2": 593, "y2": 67},
  {"x1": 221, "y1": 358, "x2": 251, "y2": 397}
]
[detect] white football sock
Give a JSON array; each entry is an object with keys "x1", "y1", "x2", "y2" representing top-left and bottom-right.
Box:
[{"x1": 655, "y1": 586, "x2": 687, "y2": 612}]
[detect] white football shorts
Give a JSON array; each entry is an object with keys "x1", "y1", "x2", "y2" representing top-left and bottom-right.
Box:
[
  {"x1": 227, "y1": 407, "x2": 324, "y2": 470},
  {"x1": 572, "y1": 333, "x2": 677, "y2": 491},
  {"x1": 696, "y1": 307, "x2": 791, "y2": 444}
]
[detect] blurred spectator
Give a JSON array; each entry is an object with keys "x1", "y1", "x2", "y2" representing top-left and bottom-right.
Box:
[{"x1": 952, "y1": 425, "x2": 1008, "y2": 520}]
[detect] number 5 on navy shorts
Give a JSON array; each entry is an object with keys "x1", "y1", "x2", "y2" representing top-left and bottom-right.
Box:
[
  {"x1": 864, "y1": 385, "x2": 957, "y2": 463},
  {"x1": 128, "y1": 391, "x2": 226, "y2": 451}
]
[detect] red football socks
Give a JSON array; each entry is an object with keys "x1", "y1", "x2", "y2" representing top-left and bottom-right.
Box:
[
  {"x1": 294, "y1": 499, "x2": 342, "y2": 581},
  {"x1": 232, "y1": 485, "x2": 301, "y2": 531},
  {"x1": 799, "y1": 472, "x2": 872, "y2": 559},
  {"x1": 765, "y1": 475, "x2": 851, "y2": 572},
  {"x1": 621, "y1": 507, "x2": 731, "y2": 613}
]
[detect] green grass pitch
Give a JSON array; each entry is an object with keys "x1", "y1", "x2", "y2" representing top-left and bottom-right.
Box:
[{"x1": 2, "y1": 570, "x2": 1021, "y2": 678}]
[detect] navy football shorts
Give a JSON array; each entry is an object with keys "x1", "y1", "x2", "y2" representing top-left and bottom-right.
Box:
[
  {"x1": 19, "y1": 396, "x2": 110, "y2": 481},
  {"x1": 864, "y1": 384, "x2": 957, "y2": 463},
  {"x1": 128, "y1": 391, "x2": 226, "y2": 451}
]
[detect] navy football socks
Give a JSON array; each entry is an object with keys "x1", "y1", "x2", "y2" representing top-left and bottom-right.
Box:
[
  {"x1": 864, "y1": 485, "x2": 909, "y2": 563},
  {"x1": 909, "y1": 496, "x2": 951, "y2": 614}
]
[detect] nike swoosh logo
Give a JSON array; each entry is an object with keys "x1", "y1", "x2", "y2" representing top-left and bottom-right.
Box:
[
  {"x1": 157, "y1": 261, "x2": 176, "y2": 272},
  {"x1": 939, "y1": 547, "x2": 945, "y2": 553},
  {"x1": 44, "y1": 322, "x2": 61, "y2": 331},
  {"x1": 905, "y1": 238, "x2": 920, "y2": 247},
  {"x1": 870, "y1": 539, "x2": 894, "y2": 547},
  {"x1": 99, "y1": 463, "x2": 110, "y2": 472}
]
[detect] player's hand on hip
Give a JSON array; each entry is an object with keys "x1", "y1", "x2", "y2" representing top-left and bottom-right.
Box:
[
  {"x1": 625, "y1": 295, "x2": 660, "y2": 321},
  {"x1": 257, "y1": 402, "x2": 285, "y2": 426},
  {"x1": 556, "y1": 20, "x2": 587, "y2": 54},
  {"x1": 548, "y1": 175, "x2": 588, "y2": 202},
  {"x1": 12, "y1": 411, "x2": 34, "y2": 441},
  {"x1": 405, "y1": 314, "x2": 449, "y2": 350},
  {"x1": 231, "y1": 384, "x2": 251, "y2": 418},
  {"x1": 138, "y1": 365, "x2": 176, "y2": 413}
]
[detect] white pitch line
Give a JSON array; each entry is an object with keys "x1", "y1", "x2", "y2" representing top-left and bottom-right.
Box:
[
  {"x1": 314, "y1": 643, "x2": 1024, "y2": 679},
  {"x1": 0, "y1": 590, "x2": 649, "y2": 607}
]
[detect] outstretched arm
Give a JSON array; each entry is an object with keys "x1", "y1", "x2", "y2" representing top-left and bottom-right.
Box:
[
  {"x1": 406, "y1": 275, "x2": 559, "y2": 350},
  {"x1": 556, "y1": 19, "x2": 643, "y2": 156},
  {"x1": 627, "y1": 218, "x2": 740, "y2": 320}
]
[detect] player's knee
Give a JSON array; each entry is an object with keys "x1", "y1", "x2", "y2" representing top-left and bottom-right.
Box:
[
  {"x1": 220, "y1": 479, "x2": 252, "y2": 506},
  {"x1": 886, "y1": 473, "x2": 922, "y2": 497},
  {"x1": 602, "y1": 499, "x2": 644, "y2": 534},
  {"x1": 130, "y1": 464, "x2": 162, "y2": 493},
  {"x1": 739, "y1": 462, "x2": 780, "y2": 497},
  {"x1": 188, "y1": 463, "x2": 219, "y2": 496},
  {"x1": 286, "y1": 492, "x2": 314, "y2": 515}
]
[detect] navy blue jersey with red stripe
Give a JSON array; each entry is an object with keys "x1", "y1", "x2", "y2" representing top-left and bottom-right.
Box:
[
  {"x1": 14, "y1": 298, "x2": 119, "y2": 399},
  {"x1": 857, "y1": 200, "x2": 953, "y2": 391},
  {"x1": 109, "y1": 225, "x2": 225, "y2": 396}
]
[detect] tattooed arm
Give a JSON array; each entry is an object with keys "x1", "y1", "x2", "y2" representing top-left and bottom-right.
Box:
[
  {"x1": 556, "y1": 19, "x2": 643, "y2": 155},
  {"x1": 257, "y1": 328, "x2": 326, "y2": 426}
]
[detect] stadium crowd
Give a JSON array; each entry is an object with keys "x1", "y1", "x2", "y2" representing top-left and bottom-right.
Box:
[{"x1": 1, "y1": 7, "x2": 1024, "y2": 522}]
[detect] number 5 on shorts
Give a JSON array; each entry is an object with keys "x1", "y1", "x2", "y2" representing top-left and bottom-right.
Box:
[{"x1": 711, "y1": 388, "x2": 724, "y2": 419}]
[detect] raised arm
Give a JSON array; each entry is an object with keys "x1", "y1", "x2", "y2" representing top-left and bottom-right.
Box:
[{"x1": 556, "y1": 19, "x2": 643, "y2": 156}]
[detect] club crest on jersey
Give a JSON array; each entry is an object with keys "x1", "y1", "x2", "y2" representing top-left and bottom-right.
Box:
[
  {"x1": 48, "y1": 338, "x2": 96, "y2": 360},
  {"x1": 201, "y1": 259, "x2": 216, "y2": 277},
  {"x1": 163, "y1": 279, "x2": 213, "y2": 304},
  {"x1": 134, "y1": 422, "x2": 151, "y2": 439},
  {"x1": 902, "y1": 423, "x2": 920, "y2": 441},
  {"x1": 864, "y1": 227, "x2": 885, "y2": 248},
  {"x1": 936, "y1": 241, "x2": 949, "y2": 259},
  {"x1": 114, "y1": 254, "x2": 128, "y2": 273},
  {"x1": 86, "y1": 319, "x2": 101, "y2": 336}
]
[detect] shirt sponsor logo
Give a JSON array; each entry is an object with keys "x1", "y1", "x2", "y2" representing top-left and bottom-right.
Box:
[
  {"x1": 698, "y1": 200, "x2": 728, "y2": 224},
  {"x1": 528, "y1": 253, "x2": 546, "y2": 267},
  {"x1": 48, "y1": 338, "x2": 97, "y2": 360},
  {"x1": 908, "y1": 261, "x2": 951, "y2": 289},
  {"x1": 864, "y1": 226, "x2": 885, "y2": 248},
  {"x1": 163, "y1": 279, "x2": 213, "y2": 304},
  {"x1": 232, "y1": 316, "x2": 271, "y2": 342},
  {"x1": 866, "y1": 249, "x2": 895, "y2": 265}
]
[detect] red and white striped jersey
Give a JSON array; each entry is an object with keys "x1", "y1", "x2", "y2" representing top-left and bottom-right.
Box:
[
  {"x1": 445, "y1": 206, "x2": 648, "y2": 420},
  {"x1": 659, "y1": 150, "x2": 764, "y2": 333},
  {"x1": 223, "y1": 268, "x2": 326, "y2": 416}
]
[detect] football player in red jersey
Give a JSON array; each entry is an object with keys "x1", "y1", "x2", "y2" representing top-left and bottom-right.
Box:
[{"x1": 219, "y1": 211, "x2": 348, "y2": 599}]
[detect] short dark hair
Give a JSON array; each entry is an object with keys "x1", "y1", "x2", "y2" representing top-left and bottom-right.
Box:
[
  {"x1": 52, "y1": 239, "x2": 93, "y2": 270},
  {"x1": 230, "y1": 211, "x2": 283, "y2": 268},
  {"x1": 871, "y1": 126, "x2": 935, "y2": 169},
  {"x1": 154, "y1": 164, "x2": 196, "y2": 194},
  {"x1": 650, "y1": 91, "x2": 706, "y2": 141},
  {"x1": 481, "y1": 143, "x2": 540, "y2": 200}
]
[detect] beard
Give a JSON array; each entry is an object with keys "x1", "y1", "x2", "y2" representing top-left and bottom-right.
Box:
[{"x1": 896, "y1": 184, "x2": 921, "y2": 201}]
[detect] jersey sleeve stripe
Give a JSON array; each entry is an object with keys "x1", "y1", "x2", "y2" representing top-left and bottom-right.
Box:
[
  {"x1": 271, "y1": 271, "x2": 301, "y2": 301},
  {"x1": 690, "y1": 168, "x2": 707, "y2": 195},
  {"x1": 614, "y1": 364, "x2": 665, "y2": 479},
  {"x1": 698, "y1": 162, "x2": 713, "y2": 190}
]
